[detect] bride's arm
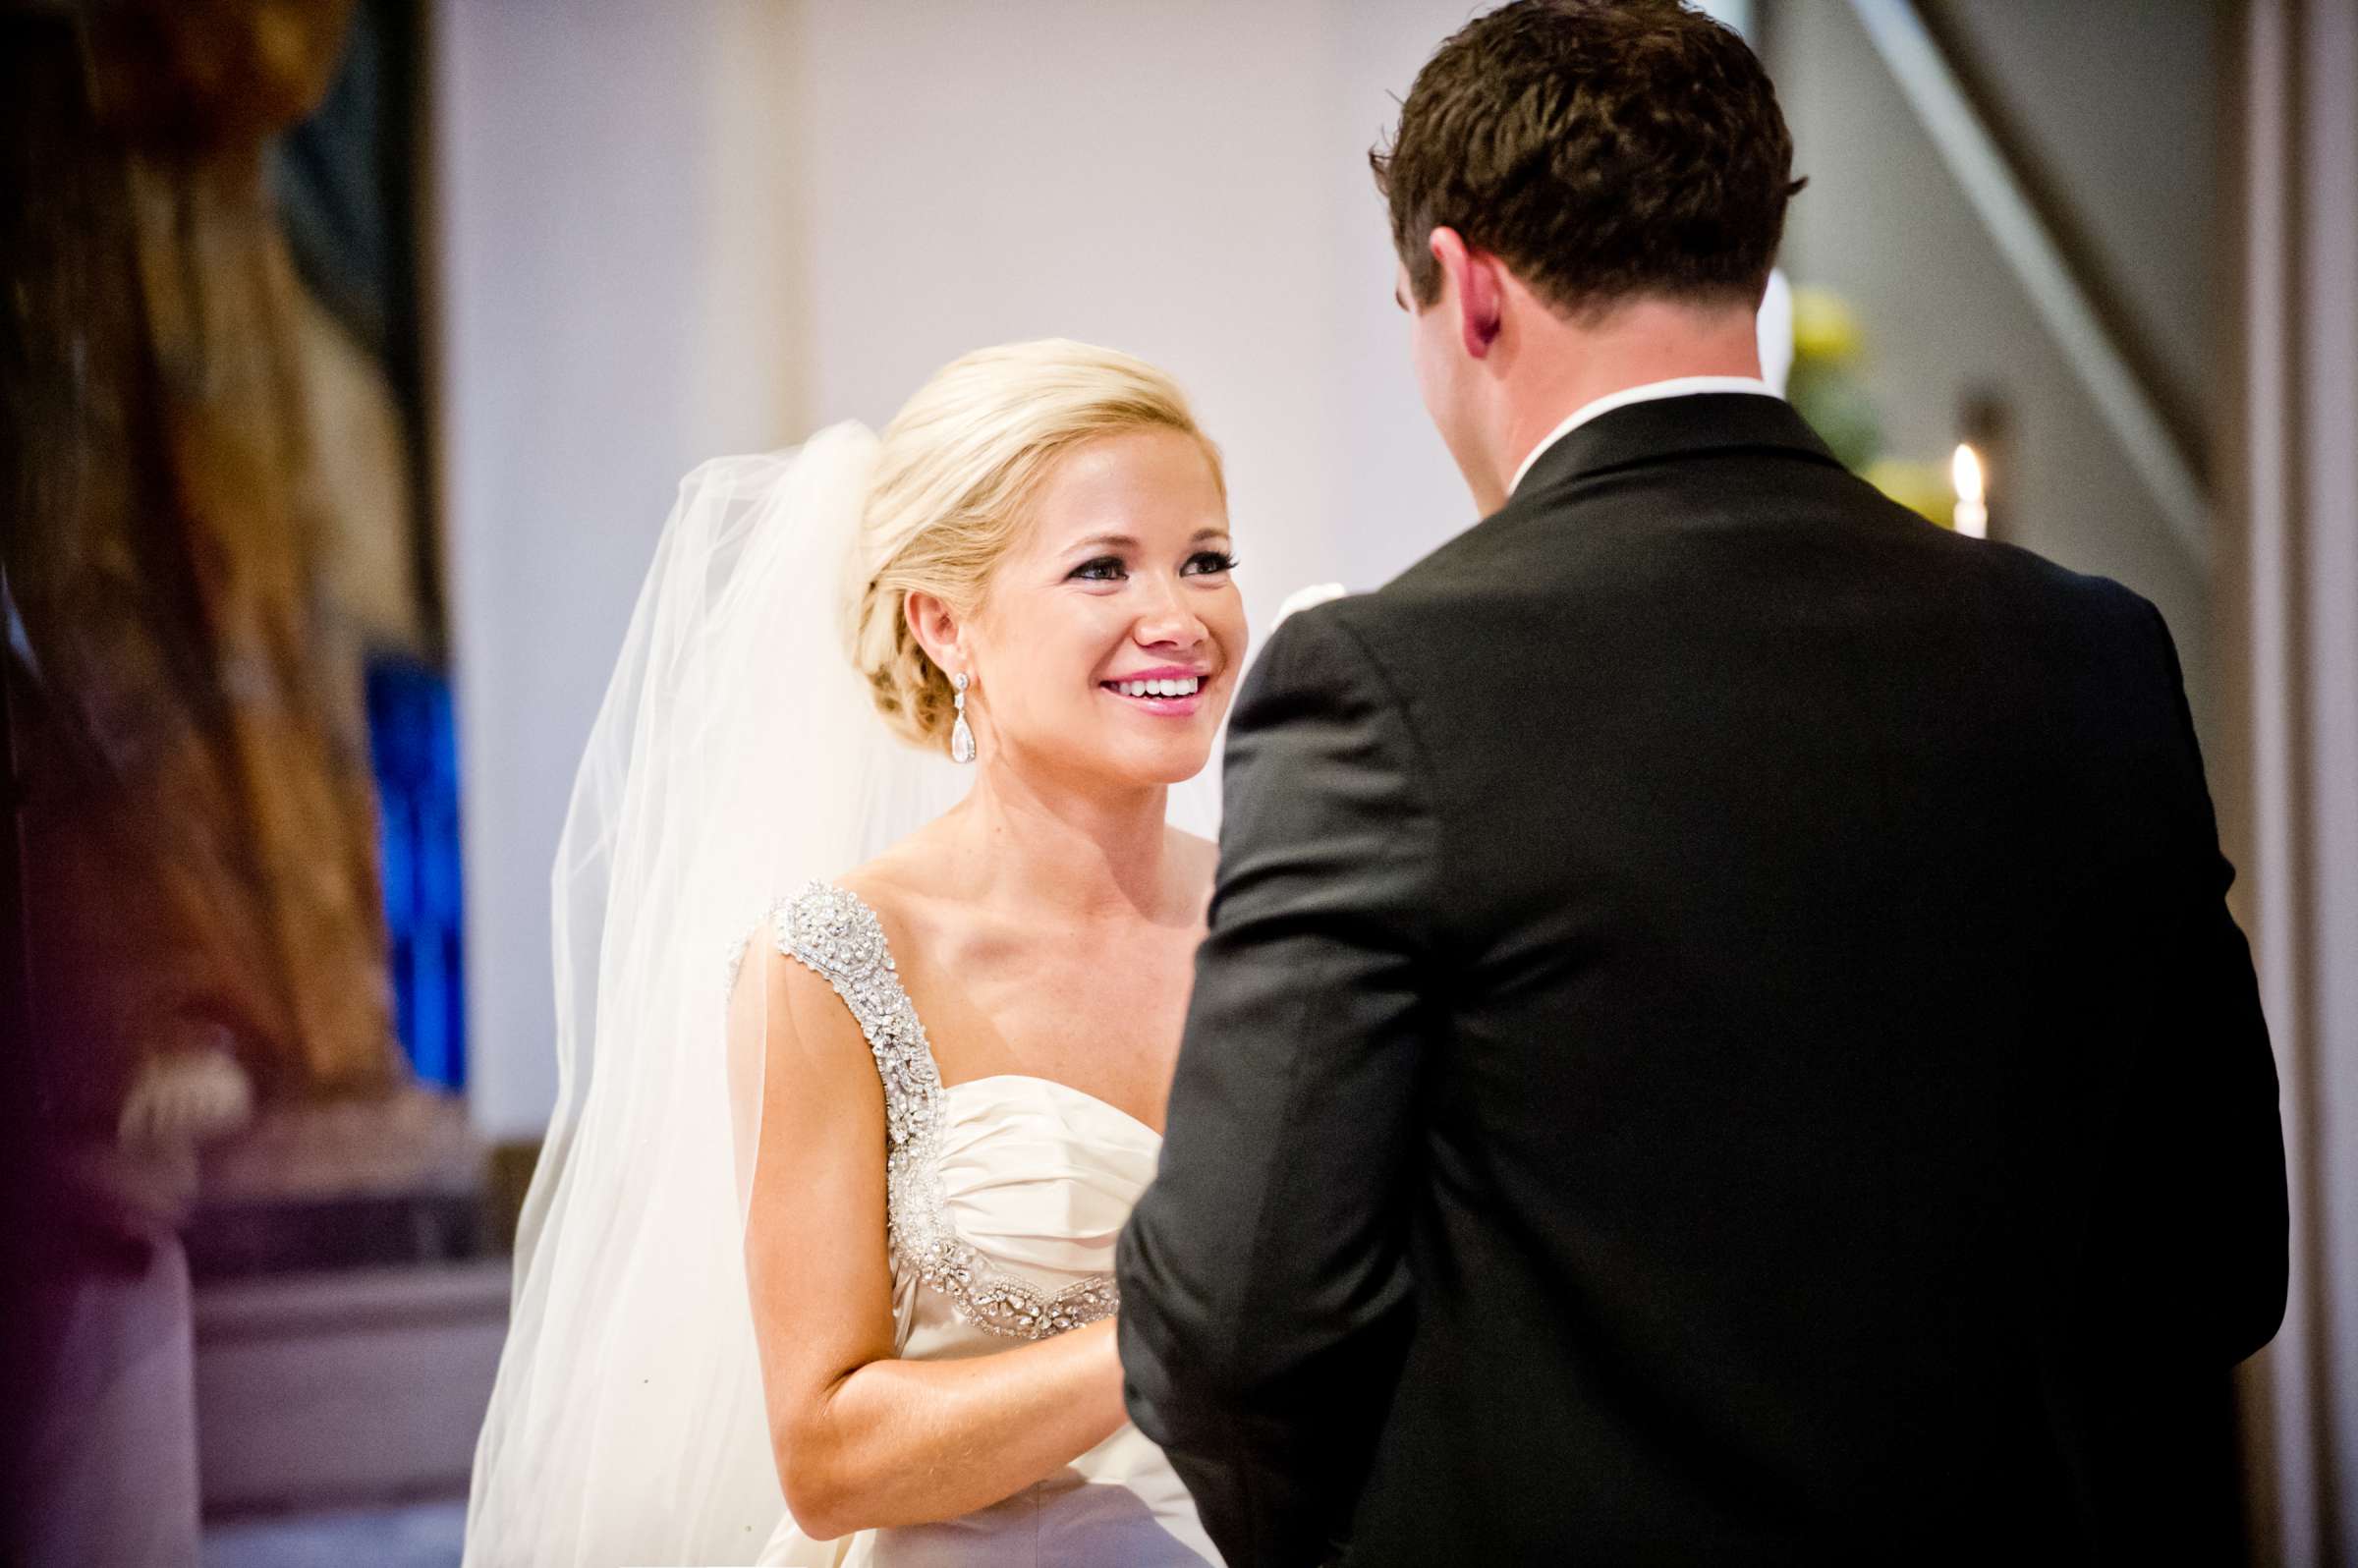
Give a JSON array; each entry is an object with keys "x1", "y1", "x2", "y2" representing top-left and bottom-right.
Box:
[{"x1": 735, "y1": 946, "x2": 1128, "y2": 1540}]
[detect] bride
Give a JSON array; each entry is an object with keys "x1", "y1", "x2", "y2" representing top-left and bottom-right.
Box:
[{"x1": 466, "y1": 340, "x2": 1245, "y2": 1565}]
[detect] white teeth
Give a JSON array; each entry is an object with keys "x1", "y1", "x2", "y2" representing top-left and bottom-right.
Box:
[{"x1": 1111, "y1": 677, "x2": 1200, "y2": 699}]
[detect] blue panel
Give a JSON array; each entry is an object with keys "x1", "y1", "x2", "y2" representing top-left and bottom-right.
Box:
[{"x1": 365, "y1": 655, "x2": 467, "y2": 1091}]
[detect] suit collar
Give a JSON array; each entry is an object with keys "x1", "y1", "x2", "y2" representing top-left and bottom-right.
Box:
[
  {"x1": 1509, "y1": 376, "x2": 1780, "y2": 492},
  {"x1": 1511, "y1": 392, "x2": 1843, "y2": 502}
]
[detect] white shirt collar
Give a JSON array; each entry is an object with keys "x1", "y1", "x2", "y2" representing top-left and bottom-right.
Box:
[{"x1": 1508, "y1": 375, "x2": 1781, "y2": 496}]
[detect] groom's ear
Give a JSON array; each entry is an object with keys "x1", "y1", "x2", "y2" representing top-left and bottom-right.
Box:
[{"x1": 1429, "y1": 226, "x2": 1503, "y2": 360}]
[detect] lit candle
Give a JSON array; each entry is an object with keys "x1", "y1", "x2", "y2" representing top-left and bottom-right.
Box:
[{"x1": 1951, "y1": 443, "x2": 1989, "y2": 539}]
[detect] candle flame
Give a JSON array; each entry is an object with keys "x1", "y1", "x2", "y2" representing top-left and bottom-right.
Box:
[
  {"x1": 1951, "y1": 443, "x2": 1985, "y2": 505},
  {"x1": 1950, "y1": 443, "x2": 1989, "y2": 538}
]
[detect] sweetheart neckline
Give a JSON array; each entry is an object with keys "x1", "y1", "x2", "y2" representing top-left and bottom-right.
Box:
[{"x1": 940, "y1": 1072, "x2": 1165, "y2": 1143}]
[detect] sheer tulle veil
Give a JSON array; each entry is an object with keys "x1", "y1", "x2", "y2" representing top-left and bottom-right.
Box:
[{"x1": 463, "y1": 424, "x2": 969, "y2": 1565}]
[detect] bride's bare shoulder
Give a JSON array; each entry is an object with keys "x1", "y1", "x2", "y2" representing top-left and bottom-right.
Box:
[
  {"x1": 833, "y1": 821, "x2": 958, "y2": 932},
  {"x1": 735, "y1": 821, "x2": 951, "y2": 1027}
]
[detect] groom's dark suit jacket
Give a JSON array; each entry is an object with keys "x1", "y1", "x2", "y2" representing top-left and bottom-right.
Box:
[{"x1": 1115, "y1": 394, "x2": 2287, "y2": 1566}]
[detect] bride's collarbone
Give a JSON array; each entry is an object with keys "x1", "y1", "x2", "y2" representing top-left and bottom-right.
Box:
[
  {"x1": 886, "y1": 918, "x2": 1195, "y2": 1132},
  {"x1": 823, "y1": 871, "x2": 1200, "y2": 1113}
]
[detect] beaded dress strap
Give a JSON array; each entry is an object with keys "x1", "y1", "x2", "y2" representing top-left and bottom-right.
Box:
[{"x1": 756, "y1": 881, "x2": 1119, "y2": 1340}]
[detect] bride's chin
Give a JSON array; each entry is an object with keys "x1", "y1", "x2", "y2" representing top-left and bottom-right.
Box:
[
  {"x1": 1112, "y1": 759, "x2": 1210, "y2": 790},
  {"x1": 1090, "y1": 743, "x2": 1216, "y2": 790}
]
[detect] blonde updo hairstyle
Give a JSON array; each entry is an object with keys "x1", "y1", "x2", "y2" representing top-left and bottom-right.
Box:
[{"x1": 847, "y1": 339, "x2": 1225, "y2": 750}]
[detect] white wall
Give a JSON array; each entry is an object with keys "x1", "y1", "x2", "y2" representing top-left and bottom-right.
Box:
[
  {"x1": 437, "y1": 0, "x2": 1480, "y2": 1140},
  {"x1": 433, "y1": 0, "x2": 807, "y2": 1139},
  {"x1": 796, "y1": 0, "x2": 1483, "y2": 624}
]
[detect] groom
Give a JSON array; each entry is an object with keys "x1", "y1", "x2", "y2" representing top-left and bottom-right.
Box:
[{"x1": 1116, "y1": 3, "x2": 2288, "y2": 1564}]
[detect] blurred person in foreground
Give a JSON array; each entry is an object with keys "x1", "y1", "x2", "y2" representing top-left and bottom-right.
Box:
[{"x1": 1115, "y1": 3, "x2": 2288, "y2": 1564}]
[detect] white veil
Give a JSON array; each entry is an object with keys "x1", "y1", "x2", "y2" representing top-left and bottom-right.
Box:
[{"x1": 464, "y1": 424, "x2": 967, "y2": 1566}]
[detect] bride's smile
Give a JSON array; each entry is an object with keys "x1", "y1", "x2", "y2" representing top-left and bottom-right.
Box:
[{"x1": 1098, "y1": 667, "x2": 1209, "y2": 715}]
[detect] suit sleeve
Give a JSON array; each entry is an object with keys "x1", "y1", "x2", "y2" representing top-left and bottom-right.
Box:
[
  {"x1": 2121, "y1": 601, "x2": 2289, "y2": 1364},
  {"x1": 1115, "y1": 606, "x2": 1434, "y2": 1568}
]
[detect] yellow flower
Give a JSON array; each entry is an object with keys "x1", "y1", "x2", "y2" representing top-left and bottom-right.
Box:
[
  {"x1": 1791, "y1": 286, "x2": 1866, "y2": 366},
  {"x1": 1862, "y1": 458, "x2": 1957, "y2": 527}
]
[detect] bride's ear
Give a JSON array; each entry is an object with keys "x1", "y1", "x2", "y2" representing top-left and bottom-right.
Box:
[{"x1": 904, "y1": 589, "x2": 966, "y2": 677}]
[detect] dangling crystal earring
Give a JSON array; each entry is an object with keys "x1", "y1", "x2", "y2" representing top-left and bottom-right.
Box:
[{"x1": 950, "y1": 671, "x2": 977, "y2": 763}]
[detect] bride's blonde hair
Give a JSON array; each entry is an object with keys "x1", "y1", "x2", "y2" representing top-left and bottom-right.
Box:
[{"x1": 847, "y1": 339, "x2": 1224, "y2": 750}]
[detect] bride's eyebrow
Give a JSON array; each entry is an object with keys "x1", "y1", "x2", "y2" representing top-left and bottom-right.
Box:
[{"x1": 1064, "y1": 528, "x2": 1230, "y2": 555}]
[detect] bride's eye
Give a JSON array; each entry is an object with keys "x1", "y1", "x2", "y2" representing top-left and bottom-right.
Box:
[
  {"x1": 1181, "y1": 551, "x2": 1239, "y2": 578},
  {"x1": 1068, "y1": 556, "x2": 1127, "y2": 583}
]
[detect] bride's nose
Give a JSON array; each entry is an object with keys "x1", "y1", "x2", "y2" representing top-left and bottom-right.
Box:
[{"x1": 1132, "y1": 574, "x2": 1207, "y2": 651}]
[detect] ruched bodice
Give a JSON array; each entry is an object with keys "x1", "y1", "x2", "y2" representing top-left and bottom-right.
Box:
[
  {"x1": 908, "y1": 1076, "x2": 1163, "y2": 1346},
  {"x1": 754, "y1": 887, "x2": 1217, "y2": 1568}
]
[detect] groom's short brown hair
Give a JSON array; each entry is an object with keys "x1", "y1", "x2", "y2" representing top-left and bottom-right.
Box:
[{"x1": 1373, "y1": 0, "x2": 1803, "y2": 316}]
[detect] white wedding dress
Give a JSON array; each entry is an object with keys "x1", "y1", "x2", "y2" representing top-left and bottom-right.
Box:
[{"x1": 750, "y1": 882, "x2": 1218, "y2": 1568}]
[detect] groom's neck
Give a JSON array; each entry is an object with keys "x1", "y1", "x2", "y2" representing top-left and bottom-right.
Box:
[{"x1": 1488, "y1": 293, "x2": 1764, "y2": 504}]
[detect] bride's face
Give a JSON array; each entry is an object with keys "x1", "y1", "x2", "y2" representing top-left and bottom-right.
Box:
[{"x1": 965, "y1": 427, "x2": 1245, "y2": 788}]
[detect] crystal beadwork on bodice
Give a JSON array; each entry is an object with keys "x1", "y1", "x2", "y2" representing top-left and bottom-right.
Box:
[{"x1": 749, "y1": 881, "x2": 1119, "y2": 1341}]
